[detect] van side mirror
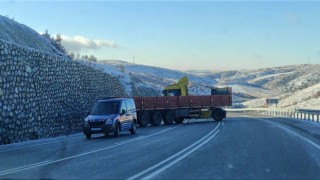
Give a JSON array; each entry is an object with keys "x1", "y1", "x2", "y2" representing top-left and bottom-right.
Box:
[{"x1": 121, "y1": 109, "x2": 126, "y2": 115}]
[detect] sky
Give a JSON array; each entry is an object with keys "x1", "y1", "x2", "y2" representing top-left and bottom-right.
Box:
[{"x1": 0, "y1": 1, "x2": 320, "y2": 71}]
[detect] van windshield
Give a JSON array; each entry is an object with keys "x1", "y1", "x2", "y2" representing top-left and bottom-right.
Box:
[{"x1": 91, "y1": 101, "x2": 120, "y2": 115}]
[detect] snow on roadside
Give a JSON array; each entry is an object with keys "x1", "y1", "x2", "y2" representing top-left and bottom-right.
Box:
[{"x1": 243, "y1": 83, "x2": 320, "y2": 110}]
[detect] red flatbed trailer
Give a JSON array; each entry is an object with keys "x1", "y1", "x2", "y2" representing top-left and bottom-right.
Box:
[{"x1": 133, "y1": 91, "x2": 232, "y2": 127}]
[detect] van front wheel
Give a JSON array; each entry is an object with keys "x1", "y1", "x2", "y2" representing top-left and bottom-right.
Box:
[
  {"x1": 114, "y1": 123, "x2": 120, "y2": 137},
  {"x1": 85, "y1": 134, "x2": 91, "y2": 139},
  {"x1": 130, "y1": 121, "x2": 137, "y2": 135}
]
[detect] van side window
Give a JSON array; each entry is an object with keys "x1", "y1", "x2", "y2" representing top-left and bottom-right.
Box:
[
  {"x1": 126, "y1": 100, "x2": 132, "y2": 112},
  {"x1": 120, "y1": 101, "x2": 127, "y2": 114}
]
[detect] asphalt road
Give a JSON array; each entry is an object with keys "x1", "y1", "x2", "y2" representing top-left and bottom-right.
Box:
[{"x1": 1, "y1": 113, "x2": 320, "y2": 179}]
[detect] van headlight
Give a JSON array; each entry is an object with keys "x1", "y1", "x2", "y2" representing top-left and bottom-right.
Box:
[
  {"x1": 83, "y1": 118, "x2": 89, "y2": 126},
  {"x1": 84, "y1": 120, "x2": 89, "y2": 126},
  {"x1": 105, "y1": 118, "x2": 113, "y2": 125}
]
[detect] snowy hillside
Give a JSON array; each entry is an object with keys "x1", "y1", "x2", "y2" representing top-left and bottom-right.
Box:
[
  {"x1": 76, "y1": 60, "x2": 281, "y2": 102},
  {"x1": 205, "y1": 64, "x2": 320, "y2": 93},
  {"x1": 77, "y1": 59, "x2": 320, "y2": 109},
  {"x1": 0, "y1": 15, "x2": 65, "y2": 56},
  {"x1": 77, "y1": 60, "x2": 219, "y2": 97},
  {"x1": 243, "y1": 83, "x2": 320, "y2": 109}
]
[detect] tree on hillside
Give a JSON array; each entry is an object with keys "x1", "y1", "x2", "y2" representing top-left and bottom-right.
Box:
[
  {"x1": 81, "y1": 55, "x2": 89, "y2": 60},
  {"x1": 43, "y1": 30, "x2": 51, "y2": 39},
  {"x1": 41, "y1": 31, "x2": 67, "y2": 55},
  {"x1": 52, "y1": 34, "x2": 66, "y2": 54},
  {"x1": 80, "y1": 54, "x2": 97, "y2": 62},
  {"x1": 88, "y1": 55, "x2": 97, "y2": 62}
]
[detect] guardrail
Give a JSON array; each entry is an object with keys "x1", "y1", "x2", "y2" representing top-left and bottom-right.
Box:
[{"x1": 226, "y1": 108, "x2": 320, "y2": 123}]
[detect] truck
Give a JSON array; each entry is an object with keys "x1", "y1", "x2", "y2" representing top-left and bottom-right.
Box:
[{"x1": 133, "y1": 76, "x2": 232, "y2": 127}]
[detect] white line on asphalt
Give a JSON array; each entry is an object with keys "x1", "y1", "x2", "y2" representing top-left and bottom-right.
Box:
[
  {"x1": 263, "y1": 120, "x2": 320, "y2": 150},
  {"x1": 0, "y1": 136, "x2": 84, "y2": 153},
  {"x1": 114, "y1": 136, "x2": 147, "y2": 145},
  {"x1": 143, "y1": 130, "x2": 221, "y2": 180},
  {"x1": 0, "y1": 161, "x2": 51, "y2": 175},
  {"x1": 0, "y1": 126, "x2": 180, "y2": 153},
  {"x1": 222, "y1": 122, "x2": 225, "y2": 126},
  {"x1": 127, "y1": 122, "x2": 221, "y2": 180},
  {"x1": 0, "y1": 125, "x2": 183, "y2": 177}
]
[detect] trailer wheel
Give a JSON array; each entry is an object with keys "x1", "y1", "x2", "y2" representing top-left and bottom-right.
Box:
[
  {"x1": 138, "y1": 111, "x2": 150, "y2": 127},
  {"x1": 212, "y1": 108, "x2": 224, "y2": 121},
  {"x1": 163, "y1": 111, "x2": 174, "y2": 125},
  {"x1": 174, "y1": 117, "x2": 184, "y2": 124},
  {"x1": 151, "y1": 111, "x2": 162, "y2": 126}
]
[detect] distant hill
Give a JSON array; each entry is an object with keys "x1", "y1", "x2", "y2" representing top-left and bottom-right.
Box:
[
  {"x1": 76, "y1": 60, "x2": 278, "y2": 102},
  {"x1": 205, "y1": 64, "x2": 320, "y2": 93},
  {"x1": 78, "y1": 60, "x2": 320, "y2": 109}
]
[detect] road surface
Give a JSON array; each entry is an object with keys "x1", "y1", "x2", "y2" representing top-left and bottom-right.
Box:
[{"x1": 1, "y1": 113, "x2": 320, "y2": 179}]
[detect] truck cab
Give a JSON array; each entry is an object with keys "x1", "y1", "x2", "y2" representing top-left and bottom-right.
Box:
[
  {"x1": 83, "y1": 98, "x2": 137, "y2": 139},
  {"x1": 162, "y1": 76, "x2": 188, "y2": 96}
]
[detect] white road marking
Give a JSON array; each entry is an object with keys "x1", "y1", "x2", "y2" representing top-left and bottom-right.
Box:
[
  {"x1": 222, "y1": 122, "x2": 225, "y2": 126},
  {"x1": 128, "y1": 122, "x2": 221, "y2": 180},
  {"x1": 263, "y1": 120, "x2": 320, "y2": 150},
  {"x1": 0, "y1": 136, "x2": 83, "y2": 153},
  {"x1": 0, "y1": 126, "x2": 181, "y2": 153},
  {"x1": 0, "y1": 161, "x2": 51, "y2": 175},
  {"x1": 0, "y1": 125, "x2": 183, "y2": 177}
]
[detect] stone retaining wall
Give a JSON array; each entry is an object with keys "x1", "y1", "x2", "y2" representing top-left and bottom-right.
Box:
[{"x1": 0, "y1": 40, "x2": 127, "y2": 144}]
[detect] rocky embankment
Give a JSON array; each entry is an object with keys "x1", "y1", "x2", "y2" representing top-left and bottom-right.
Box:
[{"x1": 0, "y1": 40, "x2": 127, "y2": 144}]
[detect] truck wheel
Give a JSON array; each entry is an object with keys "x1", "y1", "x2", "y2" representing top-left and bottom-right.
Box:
[
  {"x1": 212, "y1": 108, "x2": 224, "y2": 121},
  {"x1": 174, "y1": 117, "x2": 184, "y2": 124},
  {"x1": 163, "y1": 111, "x2": 174, "y2": 125},
  {"x1": 130, "y1": 120, "x2": 137, "y2": 134},
  {"x1": 138, "y1": 111, "x2": 150, "y2": 127},
  {"x1": 151, "y1": 111, "x2": 162, "y2": 126},
  {"x1": 85, "y1": 134, "x2": 91, "y2": 139}
]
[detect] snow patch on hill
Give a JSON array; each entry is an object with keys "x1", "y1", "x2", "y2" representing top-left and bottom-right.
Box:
[{"x1": 0, "y1": 15, "x2": 65, "y2": 56}]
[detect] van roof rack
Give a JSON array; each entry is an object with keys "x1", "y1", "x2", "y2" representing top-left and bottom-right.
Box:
[
  {"x1": 96, "y1": 97, "x2": 121, "y2": 101},
  {"x1": 96, "y1": 96, "x2": 128, "y2": 101}
]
